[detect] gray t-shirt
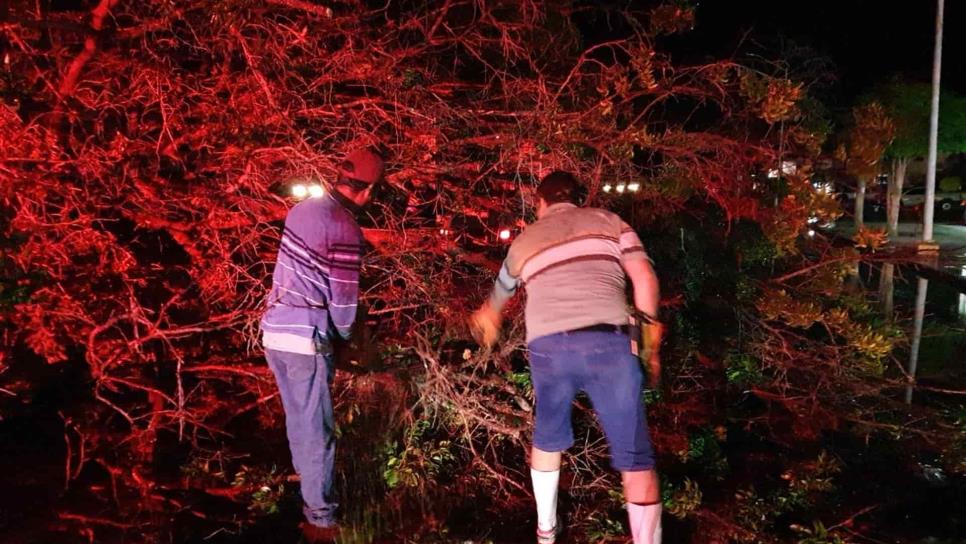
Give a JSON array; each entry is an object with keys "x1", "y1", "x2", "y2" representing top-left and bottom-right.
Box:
[{"x1": 489, "y1": 203, "x2": 649, "y2": 343}]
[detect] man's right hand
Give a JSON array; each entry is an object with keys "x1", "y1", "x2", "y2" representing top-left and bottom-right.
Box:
[{"x1": 469, "y1": 303, "x2": 502, "y2": 348}]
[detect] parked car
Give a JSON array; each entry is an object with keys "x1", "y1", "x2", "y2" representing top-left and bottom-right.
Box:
[
  {"x1": 839, "y1": 182, "x2": 887, "y2": 220},
  {"x1": 900, "y1": 186, "x2": 966, "y2": 212}
]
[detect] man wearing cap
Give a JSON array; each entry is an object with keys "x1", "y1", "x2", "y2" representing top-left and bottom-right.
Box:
[
  {"x1": 471, "y1": 171, "x2": 664, "y2": 544},
  {"x1": 261, "y1": 148, "x2": 383, "y2": 533}
]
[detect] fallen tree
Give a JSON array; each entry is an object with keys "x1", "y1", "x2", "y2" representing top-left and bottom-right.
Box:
[{"x1": 1, "y1": 1, "x2": 959, "y2": 542}]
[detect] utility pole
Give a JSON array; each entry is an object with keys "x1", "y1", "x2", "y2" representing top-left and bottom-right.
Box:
[
  {"x1": 854, "y1": 177, "x2": 865, "y2": 232},
  {"x1": 921, "y1": 0, "x2": 944, "y2": 252},
  {"x1": 906, "y1": 277, "x2": 929, "y2": 404}
]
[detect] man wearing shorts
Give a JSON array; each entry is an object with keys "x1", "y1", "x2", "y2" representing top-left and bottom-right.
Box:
[{"x1": 471, "y1": 171, "x2": 663, "y2": 544}]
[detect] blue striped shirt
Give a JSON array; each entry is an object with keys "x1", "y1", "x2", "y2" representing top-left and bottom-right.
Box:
[{"x1": 261, "y1": 194, "x2": 363, "y2": 354}]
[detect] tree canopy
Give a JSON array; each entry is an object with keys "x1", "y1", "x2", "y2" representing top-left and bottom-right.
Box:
[
  {"x1": 845, "y1": 101, "x2": 895, "y2": 178},
  {"x1": 866, "y1": 79, "x2": 966, "y2": 159}
]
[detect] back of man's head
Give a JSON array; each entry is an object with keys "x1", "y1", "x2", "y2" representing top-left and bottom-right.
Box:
[{"x1": 536, "y1": 171, "x2": 582, "y2": 205}]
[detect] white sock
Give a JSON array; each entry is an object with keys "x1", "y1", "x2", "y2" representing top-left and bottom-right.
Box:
[
  {"x1": 530, "y1": 467, "x2": 560, "y2": 532},
  {"x1": 627, "y1": 502, "x2": 662, "y2": 544}
]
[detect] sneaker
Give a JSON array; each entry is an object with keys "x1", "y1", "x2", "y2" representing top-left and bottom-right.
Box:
[{"x1": 298, "y1": 521, "x2": 341, "y2": 544}]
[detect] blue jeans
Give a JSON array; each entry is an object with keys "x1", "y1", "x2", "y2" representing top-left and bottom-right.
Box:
[
  {"x1": 528, "y1": 329, "x2": 655, "y2": 471},
  {"x1": 265, "y1": 349, "x2": 338, "y2": 527}
]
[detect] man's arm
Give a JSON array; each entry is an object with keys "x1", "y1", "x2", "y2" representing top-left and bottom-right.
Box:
[
  {"x1": 619, "y1": 221, "x2": 658, "y2": 317},
  {"x1": 620, "y1": 224, "x2": 662, "y2": 387},
  {"x1": 488, "y1": 262, "x2": 519, "y2": 313},
  {"x1": 471, "y1": 260, "x2": 519, "y2": 347},
  {"x1": 327, "y1": 223, "x2": 363, "y2": 341},
  {"x1": 623, "y1": 259, "x2": 660, "y2": 319}
]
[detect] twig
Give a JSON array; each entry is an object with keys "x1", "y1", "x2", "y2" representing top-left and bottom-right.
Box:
[
  {"x1": 182, "y1": 365, "x2": 270, "y2": 380},
  {"x1": 915, "y1": 385, "x2": 966, "y2": 396},
  {"x1": 266, "y1": 0, "x2": 334, "y2": 18},
  {"x1": 772, "y1": 256, "x2": 861, "y2": 283},
  {"x1": 827, "y1": 504, "x2": 878, "y2": 531},
  {"x1": 368, "y1": 303, "x2": 423, "y2": 316},
  {"x1": 57, "y1": 0, "x2": 120, "y2": 100},
  {"x1": 231, "y1": 27, "x2": 280, "y2": 111},
  {"x1": 58, "y1": 512, "x2": 136, "y2": 529}
]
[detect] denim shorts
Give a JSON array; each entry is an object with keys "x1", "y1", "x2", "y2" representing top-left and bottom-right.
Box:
[{"x1": 527, "y1": 328, "x2": 655, "y2": 471}]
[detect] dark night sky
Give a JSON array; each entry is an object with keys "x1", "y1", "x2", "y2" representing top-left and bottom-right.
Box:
[{"x1": 680, "y1": 0, "x2": 966, "y2": 107}]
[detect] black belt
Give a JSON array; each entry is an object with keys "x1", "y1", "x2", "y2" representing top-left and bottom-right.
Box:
[{"x1": 568, "y1": 323, "x2": 631, "y2": 334}]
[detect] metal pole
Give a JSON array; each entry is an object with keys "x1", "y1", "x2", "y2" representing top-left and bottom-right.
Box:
[
  {"x1": 922, "y1": 0, "x2": 944, "y2": 244},
  {"x1": 906, "y1": 277, "x2": 929, "y2": 404}
]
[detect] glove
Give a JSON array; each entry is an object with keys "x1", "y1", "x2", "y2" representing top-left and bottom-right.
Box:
[{"x1": 469, "y1": 303, "x2": 502, "y2": 348}]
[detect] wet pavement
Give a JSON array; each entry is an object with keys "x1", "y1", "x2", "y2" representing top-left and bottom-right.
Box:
[{"x1": 834, "y1": 220, "x2": 966, "y2": 251}]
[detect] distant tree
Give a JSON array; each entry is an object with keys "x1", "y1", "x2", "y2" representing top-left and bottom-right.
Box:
[
  {"x1": 866, "y1": 80, "x2": 966, "y2": 236},
  {"x1": 841, "y1": 102, "x2": 895, "y2": 231}
]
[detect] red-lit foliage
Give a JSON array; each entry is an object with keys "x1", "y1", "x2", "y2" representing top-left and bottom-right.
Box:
[{"x1": 0, "y1": 1, "x2": 952, "y2": 541}]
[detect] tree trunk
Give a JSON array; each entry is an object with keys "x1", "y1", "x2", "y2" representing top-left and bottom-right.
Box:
[
  {"x1": 887, "y1": 158, "x2": 908, "y2": 238},
  {"x1": 878, "y1": 263, "x2": 895, "y2": 317},
  {"x1": 854, "y1": 176, "x2": 866, "y2": 232}
]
